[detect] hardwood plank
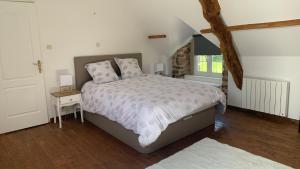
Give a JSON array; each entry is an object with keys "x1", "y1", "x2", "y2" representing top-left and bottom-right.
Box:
[
  {"x1": 3, "y1": 129, "x2": 54, "y2": 169},
  {"x1": 201, "y1": 19, "x2": 300, "y2": 34},
  {"x1": 0, "y1": 109, "x2": 299, "y2": 169},
  {"x1": 214, "y1": 109, "x2": 300, "y2": 168},
  {"x1": 0, "y1": 135, "x2": 15, "y2": 169}
]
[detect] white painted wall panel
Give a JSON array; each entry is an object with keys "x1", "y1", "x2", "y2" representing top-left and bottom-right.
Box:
[
  {"x1": 246, "y1": 79, "x2": 252, "y2": 109},
  {"x1": 241, "y1": 77, "x2": 247, "y2": 109},
  {"x1": 228, "y1": 74, "x2": 242, "y2": 107}
]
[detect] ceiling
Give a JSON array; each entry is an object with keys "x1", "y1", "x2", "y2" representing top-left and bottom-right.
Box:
[{"x1": 125, "y1": 0, "x2": 300, "y2": 57}]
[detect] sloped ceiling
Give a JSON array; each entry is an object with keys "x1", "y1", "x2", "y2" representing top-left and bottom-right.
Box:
[
  {"x1": 125, "y1": 0, "x2": 205, "y2": 58},
  {"x1": 219, "y1": 0, "x2": 300, "y2": 56},
  {"x1": 126, "y1": 0, "x2": 300, "y2": 57}
]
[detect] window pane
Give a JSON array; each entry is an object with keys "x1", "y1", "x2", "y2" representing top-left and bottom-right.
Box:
[
  {"x1": 198, "y1": 55, "x2": 208, "y2": 72},
  {"x1": 212, "y1": 55, "x2": 223, "y2": 74}
]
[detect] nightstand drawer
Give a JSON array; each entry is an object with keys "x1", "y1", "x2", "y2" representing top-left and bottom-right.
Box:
[{"x1": 60, "y1": 94, "x2": 81, "y2": 104}]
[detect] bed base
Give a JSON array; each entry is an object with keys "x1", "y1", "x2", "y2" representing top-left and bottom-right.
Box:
[{"x1": 84, "y1": 107, "x2": 215, "y2": 154}]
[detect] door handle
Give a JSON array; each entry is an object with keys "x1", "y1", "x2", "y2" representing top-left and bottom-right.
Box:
[{"x1": 33, "y1": 60, "x2": 42, "y2": 73}]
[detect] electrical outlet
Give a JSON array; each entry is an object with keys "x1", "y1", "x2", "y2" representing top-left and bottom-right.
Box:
[{"x1": 96, "y1": 42, "x2": 100, "y2": 48}]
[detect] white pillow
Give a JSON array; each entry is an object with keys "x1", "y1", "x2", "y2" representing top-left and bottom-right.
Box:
[
  {"x1": 114, "y1": 57, "x2": 143, "y2": 79},
  {"x1": 85, "y1": 60, "x2": 119, "y2": 84}
]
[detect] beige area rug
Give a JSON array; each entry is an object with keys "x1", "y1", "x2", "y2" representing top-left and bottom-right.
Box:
[{"x1": 146, "y1": 138, "x2": 292, "y2": 169}]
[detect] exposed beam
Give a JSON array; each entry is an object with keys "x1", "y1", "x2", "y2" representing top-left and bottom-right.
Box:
[
  {"x1": 148, "y1": 34, "x2": 167, "y2": 39},
  {"x1": 199, "y1": 0, "x2": 243, "y2": 89},
  {"x1": 201, "y1": 19, "x2": 300, "y2": 34}
]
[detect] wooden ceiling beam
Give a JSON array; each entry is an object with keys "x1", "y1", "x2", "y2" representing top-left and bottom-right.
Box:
[
  {"x1": 199, "y1": 0, "x2": 243, "y2": 89},
  {"x1": 201, "y1": 19, "x2": 300, "y2": 34}
]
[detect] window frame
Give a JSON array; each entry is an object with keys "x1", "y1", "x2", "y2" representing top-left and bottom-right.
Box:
[{"x1": 194, "y1": 55, "x2": 223, "y2": 78}]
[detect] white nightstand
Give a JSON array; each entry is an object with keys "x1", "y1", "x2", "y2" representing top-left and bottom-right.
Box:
[{"x1": 51, "y1": 90, "x2": 84, "y2": 128}]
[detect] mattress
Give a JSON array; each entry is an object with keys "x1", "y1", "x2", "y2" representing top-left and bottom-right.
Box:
[{"x1": 81, "y1": 74, "x2": 226, "y2": 146}]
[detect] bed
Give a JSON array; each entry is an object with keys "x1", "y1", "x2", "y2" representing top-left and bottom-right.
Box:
[{"x1": 74, "y1": 53, "x2": 225, "y2": 153}]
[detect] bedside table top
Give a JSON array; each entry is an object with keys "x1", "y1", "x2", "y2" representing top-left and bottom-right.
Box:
[{"x1": 51, "y1": 90, "x2": 81, "y2": 98}]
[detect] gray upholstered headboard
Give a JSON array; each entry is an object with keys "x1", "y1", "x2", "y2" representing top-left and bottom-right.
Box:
[{"x1": 74, "y1": 53, "x2": 142, "y2": 90}]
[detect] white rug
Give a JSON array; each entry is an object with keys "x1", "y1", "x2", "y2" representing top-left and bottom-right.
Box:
[{"x1": 146, "y1": 138, "x2": 293, "y2": 169}]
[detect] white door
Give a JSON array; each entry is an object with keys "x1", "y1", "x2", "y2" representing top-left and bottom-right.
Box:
[{"x1": 0, "y1": 1, "x2": 48, "y2": 134}]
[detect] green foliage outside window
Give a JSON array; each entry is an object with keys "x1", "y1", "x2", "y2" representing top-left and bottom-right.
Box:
[
  {"x1": 212, "y1": 55, "x2": 223, "y2": 74},
  {"x1": 198, "y1": 56, "x2": 208, "y2": 72},
  {"x1": 197, "y1": 55, "x2": 223, "y2": 75}
]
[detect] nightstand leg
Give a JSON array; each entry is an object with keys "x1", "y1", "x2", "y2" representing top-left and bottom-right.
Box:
[
  {"x1": 80, "y1": 104, "x2": 84, "y2": 123},
  {"x1": 57, "y1": 107, "x2": 62, "y2": 128},
  {"x1": 56, "y1": 99, "x2": 62, "y2": 128},
  {"x1": 73, "y1": 105, "x2": 77, "y2": 119},
  {"x1": 53, "y1": 105, "x2": 57, "y2": 123}
]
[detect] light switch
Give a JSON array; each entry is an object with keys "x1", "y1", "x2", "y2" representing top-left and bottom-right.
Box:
[{"x1": 46, "y1": 44, "x2": 53, "y2": 50}]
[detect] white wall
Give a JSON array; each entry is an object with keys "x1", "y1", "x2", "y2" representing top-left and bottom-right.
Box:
[
  {"x1": 33, "y1": 0, "x2": 300, "y2": 120},
  {"x1": 35, "y1": 0, "x2": 161, "y2": 117},
  {"x1": 228, "y1": 56, "x2": 300, "y2": 120}
]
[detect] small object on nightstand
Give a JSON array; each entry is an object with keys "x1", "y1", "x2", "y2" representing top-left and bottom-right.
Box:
[
  {"x1": 56, "y1": 69, "x2": 73, "y2": 93},
  {"x1": 59, "y1": 74, "x2": 73, "y2": 93},
  {"x1": 51, "y1": 90, "x2": 84, "y2": 128}
]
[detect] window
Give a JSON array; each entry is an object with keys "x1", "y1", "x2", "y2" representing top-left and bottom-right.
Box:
[{"x1": 194, "y1": 55, "x2": 223, "y2": 78}]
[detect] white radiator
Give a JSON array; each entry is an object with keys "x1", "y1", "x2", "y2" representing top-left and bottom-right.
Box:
[{"x1": 241, "y1": 77, "x2": 290, "y2": 117}]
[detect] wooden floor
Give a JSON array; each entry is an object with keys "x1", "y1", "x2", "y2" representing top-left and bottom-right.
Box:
[{"x1": 0, "y1": 108, "x2": 299, "y2": 169}]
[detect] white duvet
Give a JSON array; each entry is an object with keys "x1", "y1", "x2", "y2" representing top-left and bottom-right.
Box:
[{"x1": 81, "y1": 74, "x2": 226, "y2": 147}]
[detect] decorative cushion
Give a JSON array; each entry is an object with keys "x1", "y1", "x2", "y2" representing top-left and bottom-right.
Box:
[
  {"x1": 85, "y1": 60, "x2": 119, "y2": 84},
  {"x1": 114, "y1": 57, "x2": 143, "y2": 79}
]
